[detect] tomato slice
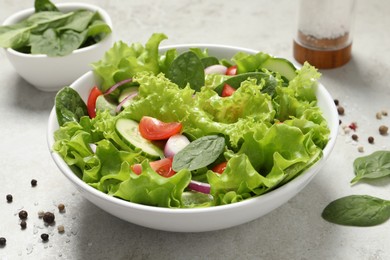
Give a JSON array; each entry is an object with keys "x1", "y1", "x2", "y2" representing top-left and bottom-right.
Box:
[
  {"x1": 131, "y1": 158, "x2": 176, "y2": 177},
  {"x1": 221, "y1": 84, "x2": 236, "y2": 97},
  {"x1": 139, "y1": 116, "x2": 182, "y2": 140},
  {"x1": 226, "y1": 65, "x2": 237, "y2": 76},
  {"x1": 87, "y1": 86, "x2": 103, "y2": 118},
  {"x1": 212, "y1": 161, "x2": 228, "y2": 174}
]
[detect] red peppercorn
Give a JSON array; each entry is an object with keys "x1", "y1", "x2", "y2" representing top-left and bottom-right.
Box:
[{"x1": 348, "y1": 122, "x2": 357, "y2": 131}]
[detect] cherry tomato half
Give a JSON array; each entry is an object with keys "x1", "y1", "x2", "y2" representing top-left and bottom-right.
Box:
[
  {"x1": 87, "y1": 86, "x2": 103, "y2": 118},
  {"x1": 226, "y1": 65, "x2": 237, "y2": 76},
  {"x1": 139, "y1": 116, "x2": 182, "y2": 140},
  {"x1": 212, "y1": 161, "x2": 228, "y2": 174},
  {"x1": 221, "y1": 84, "x2": 236, "y2": 97},
  {"x1": 131, "y1": 157, "x2": 176, "y2": 178}
]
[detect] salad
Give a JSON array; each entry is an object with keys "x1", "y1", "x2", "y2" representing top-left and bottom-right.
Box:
[{"x1": 53, "y1": 33, "x2": 330, "y2": 208}]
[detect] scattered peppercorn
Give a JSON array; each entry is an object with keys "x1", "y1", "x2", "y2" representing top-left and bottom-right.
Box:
[
  {"x1": 337, "y1": 106, "x2": 345, "y2": 115},
  {"x1": 351, "y1": 134, "x2": 358, "y2": 141},
  {"x1": 58, "y1": 203, "x2": 65, "y2": 213},
  {"x1": 31, "y1": 179, "x2": 37, "y2": 187},
  {"x1": 349, "y1": 122, "x2": 357, "y2": 131},
  {"x1": 6, "y1": 194, "x2": 13, "y2": 203},
  {"x1": 0, "y1": 237, "x2": 6, "y2": 247},
  {"x1": 20, "y1": 220, "x2": 27, "y2": 229},
  {"x1": 379, "y1": 125, "x2": 389, "y2": 135},
  {"x1": 382, "y1": 110, "x2": 388, "y2": 116},
  {"x1": 43, "y1": 212, "x2": 55, "y2": 225},
  {"x1": 57, "y1": 225, "x2": 65, "y2": 233},
  {"x1": 334, "y1": 99, "x2": 339, "y2": 106},
  {"x1": 18, "y1": 210, "x2": 28, "y2": 220},
  {"x1": 339, "y1": 119, "x2": 342, "y2": 125},
  {"x1": 368, "y1": 136, "x2": 374, "y2": 144},
  {"x1": 358, "y1": 146, "x2": 364, "y2": 153},
  {"x1": 376, "y1": 112, "x2": 383, "y2": 120},
  {"x1": 40, "y1": 233, "x2": 49, "y2": 242}
]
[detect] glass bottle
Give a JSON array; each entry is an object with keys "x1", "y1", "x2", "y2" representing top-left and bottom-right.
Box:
[{"x1": 293, "y1": 0, "x2": 356, "y2": 69}]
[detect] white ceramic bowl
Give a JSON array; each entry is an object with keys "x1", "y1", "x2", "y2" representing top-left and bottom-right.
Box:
[
  {"x1": 2, "y1": 3, "x2": 114, "y2": 92},
  {"x1": 47, "y1": 44, "x2": 339, "y2": 232}
]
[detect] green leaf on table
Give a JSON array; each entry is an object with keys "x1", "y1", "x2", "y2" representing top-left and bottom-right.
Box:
[
  {"x1": 322, "y1": 195, "x2": 390, "y2": 227},
  {"x1": 351, "y1": 150, "x2": 390, "y2": 184}
]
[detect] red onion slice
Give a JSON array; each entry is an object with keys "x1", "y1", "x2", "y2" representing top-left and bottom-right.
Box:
[
  {"x1": 188, "y1": 180, "x2": 210, "y2": 194},
  {"x1": 104, "y1": 78, "x2": 133, "y2": 95},
  {"x1": 115, "y1": 92, "x2": 138, "y2": 113}
]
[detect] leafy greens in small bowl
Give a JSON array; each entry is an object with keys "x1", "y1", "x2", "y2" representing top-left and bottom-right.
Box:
[
  {"x1": 1, "y1": 0, "x2": 113, "y2": 91},
  {"x1": 47, "y1": 33, "x2": 338, "y2": 232}
]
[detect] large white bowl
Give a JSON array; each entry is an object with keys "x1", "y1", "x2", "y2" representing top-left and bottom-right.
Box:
[
  {"x1": 2, "y1": 3, "x2": 114, "y2": 92},
  {"x1": 47, "y1": 44, "x2": 339, "y2": 232}
]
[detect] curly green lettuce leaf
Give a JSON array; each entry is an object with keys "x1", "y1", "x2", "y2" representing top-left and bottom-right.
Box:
[
  {"x1": 114, "y1": 160, "x2": 191, "y2": 207},
  {"x1": 91, "y1": 33, "x2": 167, "y2": 92}
]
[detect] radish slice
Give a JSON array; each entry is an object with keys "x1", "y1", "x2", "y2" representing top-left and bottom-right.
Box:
[
  {"x1": 115, "y1": 92, "x2": 138, "y2": 113},
  {"x1": 104, "y1": 78, "x2": 133, "y2": 95},
  {"x1": 204, "y1": 64, "x2": 228, "y2": 75},
  {"x1": 164, "y1": 134, "x2": 190, "y2": 158},
  {"x1": 188, "y1": 180, "x2": 210, "y2": 194}
]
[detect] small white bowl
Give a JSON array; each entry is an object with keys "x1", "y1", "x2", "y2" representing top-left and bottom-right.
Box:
[
  {"x1": 2, "y1": 3, "x2": 114, "y2": 91},
  {"x1": 47, "y1": 44, "x2": 339, "y2": 232}
]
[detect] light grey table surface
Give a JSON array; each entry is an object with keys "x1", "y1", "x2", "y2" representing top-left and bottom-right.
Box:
[{"x1": 1, "y1": 0, "x2": 389, "y2": 259}]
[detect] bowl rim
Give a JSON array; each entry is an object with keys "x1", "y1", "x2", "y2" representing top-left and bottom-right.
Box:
[
  {"x1": 47, "y1": 44, "x2": 339, "y2": 214},
  {"x1": 2, "y1": 2, "x2": 113, "y2": 58}
]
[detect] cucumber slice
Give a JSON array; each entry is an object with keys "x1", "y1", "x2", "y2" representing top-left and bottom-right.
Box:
[
  {"x1": 115, "y1": 118, "x2": 162, "y2": 159},
  {"x1": 118, "y1": 87, "x2": 138, "y2": 108},
  {"x1": 262, "y1": 57, "x2": 297, "y2": 81},
  {"x1": 96, "y1": 95, "x2": 117, "y2": 115}
]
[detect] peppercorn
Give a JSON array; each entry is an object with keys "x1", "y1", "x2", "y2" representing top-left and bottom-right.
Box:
[
  {"x1": 20, "y1": 220, "x2": 27, "y2": 229},
  {"x1": 358, "y1": 146, "x2": 364, "y2": 153},
  {"x1": 351, "y1": 134, "x2": 358, "y2": 141},
  {"x1": 18, "y1": 210, "x2": 28, "y2": 220},
  {"x1": 31, "y1": 179, "x2": 37, "y2": 187},
  {"x1": 43, "y1": 212, "x2": 55, "y2": 225},
  {"x1": 40, "y1": 233, "x2": 49, "y2": 242},
  {"x1": 379, "y1": 125, "x2": 388, "y2": 135},
  {"x1": 368, "y1": 136, "x2": 374, "y2": 144},
  {"x1": 337, "y1": 106, "x2": 345, "y2": 115},
  {"x1": 58, "y1": 203, "x2": 65, "y2": 213},
  {"x1": 57, "y1": 225, "x2": 65, "y2": 233},
  {"x1": 0, "y1": 237, "x2": 6, "y2": 246},
  {"x1": 382, "y1": 110, "x2": 388, "y2": 116},
  {"x1": 6, "y1": 194, "x2": 13, "y2": 203},
  {"x1": 376, "y1": 112, "x2": 382, "y2": 120},
  {"x1": 334, "y1": 99, "x2": 339, "y2": 106}
]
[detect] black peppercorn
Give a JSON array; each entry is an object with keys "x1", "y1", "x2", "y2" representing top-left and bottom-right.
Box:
[
  {"x1": 43, "y1": 212, "x2": 55, "y2": 224},
  {"x1": 6, "y1": 194, "x2": 13, "y2": 203},
  {"x1": 31, "y1": 179, "x2": 37, "y2": 187},
  {"x1": 18, "y1": 210, "x2": 28, "y2": 220},
  {"x1": 368, "y1": 136, "x2": 374, "y2": 144},
  {"x1": 334, "y1": 99, "x2": 339, "y2": 106},
  {"x1": 351, "y1": 134, "x2": 358, "y2": 141},
  {"x1": 337, "y1": 106, "x2": 345, "y2": 115},
  {"x1": 20, "y1": 220, "x2": 27, "y2": 229},
  {"x1": 41, "y1": 233, "x2": 49, "y2": 242},
  {"x1": 0, "y1": 237, "x2": 6, "y2": 246},
  {"x1": 58, "y1": 203, "x2": 65, "y2": 212}
]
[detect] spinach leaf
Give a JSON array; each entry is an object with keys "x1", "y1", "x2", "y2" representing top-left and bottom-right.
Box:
[
  {"x1": 322, "y1": 195, "x2": 390, "y2": 227},
  {"x1": 167, "y1": 51, "x2": 205, "y2": 91},
  {"x1": 35, "y1": 0, "x2": 59, "y2": 12},
  {"x1": 30, "y1": 28, "x2": 87, "y2": 56},
  {"x1": 57, "y1": 10, "x2": 95, "y2": 32},
  {"x1": 172, "y1": 135, "x2": 225, "y2": 171},
  {"x1": 201, "y1": 56, "x2": 220, "y2": 68},
  {"x1": 351, "y1": 151, "x2": 390, "y2": 184},
  {"x1": 214, "y1": 72, "x2": 278, "y2": 96},
  {"x1": 55, "y1": 87, "x2": 88, "y2": 126},
  {"x1": 0, "y1": 23, "x2": 34, "y2": 49}
]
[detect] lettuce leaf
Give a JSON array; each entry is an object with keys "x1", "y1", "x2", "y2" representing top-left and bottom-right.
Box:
[{"x1": 91, "y1": 33, "x2": 167, "y2": 92}]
